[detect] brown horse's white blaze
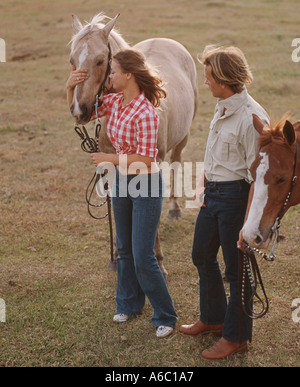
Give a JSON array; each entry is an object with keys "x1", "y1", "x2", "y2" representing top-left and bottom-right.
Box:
[
  {"x1": 69, "y1": 13, "x2": 198, "y2": 276},
  {"x1": 242, "y1": 118, "x2": 300, "y2": 250},
  {"x1": 242, "y1": 152, "x2": 270, "y2": 248}
]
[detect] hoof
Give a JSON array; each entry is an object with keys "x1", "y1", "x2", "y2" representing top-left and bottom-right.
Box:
[
  {"x1": 168, "y1": 209, "x2": 182, "y2": 219},
  {"x1": 107, "y1": 260, "x2": 117, "y2": 272}
]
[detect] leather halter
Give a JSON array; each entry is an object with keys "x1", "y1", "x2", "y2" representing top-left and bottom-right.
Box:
[
  {"x1": 238, "y1": 140, "x2": 299, "y2": 343},
  {"x1": 271, "y1": 142, "x2": 298, "y2": 233},
  {"x1": 246, "y1": 141, "x2": 298, "y2": 262},
  {"x1": 94, "y1": 42, "x2": 112, "y2": 119}
]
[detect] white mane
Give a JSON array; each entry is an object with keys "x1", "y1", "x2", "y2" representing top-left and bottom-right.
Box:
[{"x1": 70, "y1": 13, "x2": 129, "y2": 52}]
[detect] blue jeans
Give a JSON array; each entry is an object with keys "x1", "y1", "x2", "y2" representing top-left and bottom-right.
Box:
[
  {"x1": 112, "y1": 170, "x2": 178, "y2": 328},
  {"x1": 192, "y1": 180, "x2": 251, "y2": 342}
]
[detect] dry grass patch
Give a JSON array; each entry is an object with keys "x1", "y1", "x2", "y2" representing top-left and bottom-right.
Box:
[{"x1": 0, "y1": 0, "x2": 299, "y2": 367}]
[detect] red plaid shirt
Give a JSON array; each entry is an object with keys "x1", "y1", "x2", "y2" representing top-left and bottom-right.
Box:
[{"x1": 91, "y1": 92, "x2": 159, "y2": 159}]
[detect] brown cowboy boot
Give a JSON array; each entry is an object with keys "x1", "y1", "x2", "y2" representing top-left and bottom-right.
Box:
[
  {"x1": 201, "y1": 337, "x2": 248, "y2": 360},
  {"x1": 179, "y1": 320, "x2": 224, "y2": 336}
]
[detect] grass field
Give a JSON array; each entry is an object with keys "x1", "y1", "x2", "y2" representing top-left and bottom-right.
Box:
[{"x1": 0, "y1": 0, "x2": 299, "y2": 367}]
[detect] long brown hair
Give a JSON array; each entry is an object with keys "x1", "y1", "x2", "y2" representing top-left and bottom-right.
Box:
[{"x1": 113, "y1": 49, "x2": 167, "y2": 107}]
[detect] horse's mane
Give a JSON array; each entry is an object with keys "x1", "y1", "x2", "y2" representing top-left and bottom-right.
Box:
[
  {"x1": 259, "y1": 114, "x2": 291, "y2": 148},
  {"x1": 70, "y1": 13, "x2": 129, "y2": 51}
]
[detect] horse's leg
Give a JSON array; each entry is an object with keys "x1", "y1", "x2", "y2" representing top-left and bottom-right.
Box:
[
  {"x1": 155, "y1": 225, "x2": 168, "y2": 278},
  {"x1": 168, "y1": 134, "x2": 189, "y2": 219}
]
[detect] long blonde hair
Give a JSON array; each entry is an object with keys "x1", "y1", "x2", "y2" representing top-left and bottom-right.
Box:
[
  {"x1": 113, "y1": 49, "x2": 167, "y2": 107},
  {"x1": 199, "y1": 45, "x2": 253, "y2": 93}
]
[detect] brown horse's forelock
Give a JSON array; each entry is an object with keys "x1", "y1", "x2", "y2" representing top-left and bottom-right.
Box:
[{"x1": 259, "y1": 115, "x2": 291, "y2": 148}]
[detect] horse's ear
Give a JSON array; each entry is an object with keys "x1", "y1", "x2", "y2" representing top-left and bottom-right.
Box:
[
  {"x1": 293, "y1": 121, "x2": 300, "y2": 131},
  {"x1": 72, "y1": 14, "x2": 83, "y2": 33},
  {"x1": 252, "y1": 114, "x2": 266, "y2": 135},
  {"x1": 283, "y1": 120, "x2": 296, "y2": 146},
  {"x1": 102, "y1": 14, "x2": 120, "y2": 38}
]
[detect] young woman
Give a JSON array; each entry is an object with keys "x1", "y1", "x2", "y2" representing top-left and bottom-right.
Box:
[{"x1": 66, "y1": 48, "x2": 177, "y2": 338}]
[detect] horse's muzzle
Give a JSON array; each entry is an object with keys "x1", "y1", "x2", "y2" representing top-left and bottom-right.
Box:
[
  {"x1": 242, "y1": 223, "x2": 272, "y2": 250},
  {"x1": 70, "y1": 103, "x2": 92, "y2": 125}
]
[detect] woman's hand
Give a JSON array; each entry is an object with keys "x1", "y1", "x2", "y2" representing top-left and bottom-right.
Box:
[
  {"x1": 66, "y1": 65, "x2": 89, "y2": 90},
  {"x1": 66, "y1": 66, "x2": 89, "y2": 108},
  {"x1": 90, "y1": 152, "x2": 114, "y2": 167}
]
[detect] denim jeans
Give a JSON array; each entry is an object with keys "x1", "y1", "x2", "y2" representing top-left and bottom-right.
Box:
[
  {"x1": 112, "y1": 169, "x2": 178, "y2": 328},
  {"x1": 192, "y1": 180, "x2": 251, "y2": 342}
]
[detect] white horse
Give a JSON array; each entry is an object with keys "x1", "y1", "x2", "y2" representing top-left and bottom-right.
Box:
[{"x1": 69, "y1": 13, "x2": 198, "y2": 276}]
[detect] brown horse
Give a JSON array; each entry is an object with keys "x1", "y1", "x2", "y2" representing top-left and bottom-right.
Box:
[
  {"x1": 242, "y1": 117, "x2": 300, "y2": 250},
  {"x1": 68, "y1": 13, "x2": 198, "y2": 276}
]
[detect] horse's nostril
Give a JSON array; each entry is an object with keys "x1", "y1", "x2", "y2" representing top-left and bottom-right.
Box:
[
  {"x1": 255, "y1": 235, "x2": 262, "y2": 244},
  {"x1": 80, "y1": 104, "x2": 88, "y2": 117}
]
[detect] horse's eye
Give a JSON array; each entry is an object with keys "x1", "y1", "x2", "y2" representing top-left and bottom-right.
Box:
[
  {"x1": 276, "y1": 177, "x2": 287, "y2": 185},
  {"x1": 97, "y1": 60, "x2": 104, "y2": 66}
]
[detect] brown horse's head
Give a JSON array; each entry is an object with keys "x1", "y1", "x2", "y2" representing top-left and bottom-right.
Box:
[
  {"x1": 69, "y1": 14, "x2": 119, "y2": 124},
  {"x1": 242, "y1": 117, "x2": 299, "y2": 249}
]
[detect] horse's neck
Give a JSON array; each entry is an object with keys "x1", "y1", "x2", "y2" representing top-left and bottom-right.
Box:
[{"x1": 109, "y1": 31, "x2": 130, "y2": 53}]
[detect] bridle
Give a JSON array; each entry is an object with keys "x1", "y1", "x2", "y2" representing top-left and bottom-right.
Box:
[
  {"x1": 73, "y1": 42, "x2": 115, "y2": 266},
  {"x1": 93, "y1": 42, "x2": 112, "y2": 120},
  {"x1": 238, "y1": 141, "x2": 298, "y2": 343},
  {"x1": 246, "y1": 141, "x2": 298, "y2": 261},
  {"x1": 268, "y1": 141, "x2": 298, "y2": 253}
]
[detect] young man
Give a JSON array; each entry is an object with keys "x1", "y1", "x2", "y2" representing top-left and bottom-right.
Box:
[{"x1": 179, "y1": 46, "x2": 269, "y2": 359}]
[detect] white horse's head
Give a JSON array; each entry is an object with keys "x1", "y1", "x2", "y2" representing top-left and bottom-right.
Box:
[{"x1": 69, "y1": 13, "x2": 119, "y2": 124}]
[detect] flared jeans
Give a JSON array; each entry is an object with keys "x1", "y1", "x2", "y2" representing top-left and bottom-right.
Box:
[
  {"x1": 112, "y1": 170, "x2": 178, "y2": 328},
  {"x1": 192, "y1": 180, "x2": 252, "y2": 342}
]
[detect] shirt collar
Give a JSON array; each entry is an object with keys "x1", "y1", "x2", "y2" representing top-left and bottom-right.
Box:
[
  {"x1": 119, "y1": 92, "x2": 145, "y2": 109},
  {"x1": 216, "y1": 87, "x2": 248, "y2": 117}
]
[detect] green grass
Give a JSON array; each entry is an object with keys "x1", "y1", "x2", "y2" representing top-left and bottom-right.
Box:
[{"x1": 0, "y1": 0, "x2": 300, "y2": 367}]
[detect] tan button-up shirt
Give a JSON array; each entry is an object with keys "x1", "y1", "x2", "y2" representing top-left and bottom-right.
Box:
[{"x1": 204, "y1": 88, "x2": 269, "y2": 183}]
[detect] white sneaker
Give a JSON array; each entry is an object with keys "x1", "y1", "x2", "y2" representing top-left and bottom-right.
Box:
[
  {"x1": 156, "y1": 326, "x2": 174, "y2": 338},
  {"x1": 113, "y1": 313, "x2": 129, "y2": 323}
]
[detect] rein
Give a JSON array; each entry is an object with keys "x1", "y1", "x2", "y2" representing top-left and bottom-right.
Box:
[
  {"x1": 73, "y1": 42, "x2": 114, "y2": 265},
  {"x1": 238, "y1": 141, "x2": 298, "y2": 343}
]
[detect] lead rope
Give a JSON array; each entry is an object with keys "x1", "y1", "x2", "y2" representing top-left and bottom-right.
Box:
[
  {"x1": 238, "y1": 243, "x2": 270, "y2": 344},
  {"x1": 74, "y1": 121, "x2": 114, "y2": 266},
  {"x1": 72, "y1": 41, "x2": 115, "y2": 266}
]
